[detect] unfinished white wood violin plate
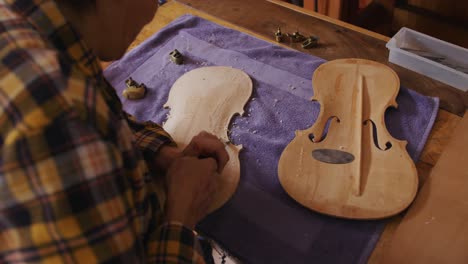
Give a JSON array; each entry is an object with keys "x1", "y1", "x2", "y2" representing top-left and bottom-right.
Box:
[
  {"x1": 163, "y1": 66, "x2": 252, "y2": 212},
  {"x1": 278, "y1": 59, "x2": 418, "y2": 220}
]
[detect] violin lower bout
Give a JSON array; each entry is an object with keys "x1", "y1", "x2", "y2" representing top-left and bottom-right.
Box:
[{"x1": 278, "y1": 133, "x2": 418, "y2": 220}]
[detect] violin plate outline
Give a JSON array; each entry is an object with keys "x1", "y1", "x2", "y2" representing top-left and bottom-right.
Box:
[
  {"x1": 278, "y1": 59, "x2": 418, "y2": 220},
  {"x1": 163, "y1": 66, "x2": 253, "y2": 213}
]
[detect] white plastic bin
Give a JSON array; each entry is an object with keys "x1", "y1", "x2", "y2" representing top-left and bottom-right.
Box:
[{"x1": 386, "y1": 27, "x2": 468, "y2": 92}]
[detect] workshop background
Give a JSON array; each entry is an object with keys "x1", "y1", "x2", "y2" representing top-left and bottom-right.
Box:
[{"x1": 280, "y1": 0, "x2": 468, "y2": 48}]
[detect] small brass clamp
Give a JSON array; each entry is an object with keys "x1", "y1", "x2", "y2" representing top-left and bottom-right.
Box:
[
  {"x1": 169, "y1": 49, "x2": 184, "y2": 65},
  {"x1": 123, "y1": 77, "x2": 147, "y2": 100},
  {"x1": 302, "y1": 35, "x2": 320, "y2": 49},
  {"x1": 125, "y1": 77, "x2": 138, "y2": 88},
  {"x1": 287, "y1": 31, "x2": 306, "y2": 42},
  {"x1": 275, "y1": 27, "x2": 284, "y2": 42}
]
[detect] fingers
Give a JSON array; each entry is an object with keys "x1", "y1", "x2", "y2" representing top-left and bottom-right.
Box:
[
  {"x1": 198, "y1": 131, "x2": 218, "y2": 140},
  {"x1": 183, "y1": 131, "x2": 230, "y2": 173},
  {"x1": 200, "y1": 157, "x2": 218, "y2": 173},
  {"x1": 182, "y1": 141, "x2": 199, "y2": 157}
]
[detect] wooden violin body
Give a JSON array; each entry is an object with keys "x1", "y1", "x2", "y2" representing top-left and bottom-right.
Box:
[
  {"x1": 278, "y1": 59, "x2": 418, "y2": 219},
  {"x1": 163, "y1": 66, "x2": 252, "y2": 213}
]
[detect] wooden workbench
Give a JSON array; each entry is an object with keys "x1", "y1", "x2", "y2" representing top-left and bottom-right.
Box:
[{"x1": 123, "y1": 0, "x2": 466, "y2": 262}]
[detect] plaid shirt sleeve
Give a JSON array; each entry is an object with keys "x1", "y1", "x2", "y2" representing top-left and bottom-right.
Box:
[
  {"x1": 0, "y1": 112, "x2": 205, "y2": 263},
  {"x1": 124, "y1": 113, "x2": 177, "y2": 161},
  {"x1": 1, "y1": 0, "x2": 209, "y2": 262}
]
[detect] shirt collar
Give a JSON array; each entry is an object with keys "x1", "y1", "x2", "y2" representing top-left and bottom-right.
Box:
[{"x1": 5, "y1": 0, "x2": 103, "y2": 80}]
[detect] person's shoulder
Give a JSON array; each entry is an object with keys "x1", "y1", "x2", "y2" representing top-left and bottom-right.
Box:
[
  {"x1": 0, "y1": 5, "x2": 75, "y2": 140},
  {"x1": 0, "y1": 3, "x2": 52, "y2": 58}
]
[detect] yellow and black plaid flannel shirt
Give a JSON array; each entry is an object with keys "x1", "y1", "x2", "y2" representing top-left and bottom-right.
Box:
[{"x1": 0, "y1": 0, "x2": 206, "y2": 262}]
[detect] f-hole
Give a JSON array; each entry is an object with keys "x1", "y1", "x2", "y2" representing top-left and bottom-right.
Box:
[
  {"x1": 364, "y1": 120, "x2": 392, "y2": 150},
  {"x1": 309, "y1": 116, "x2": 340, "y2": 143}
]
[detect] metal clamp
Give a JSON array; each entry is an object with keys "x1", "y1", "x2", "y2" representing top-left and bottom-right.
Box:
[
  {"x1": 275, "y1": 27, "x2": 284, "y2": 43},
  {"x1": 302, "y1": 35, "x2": 320, "y2": 49},
  {"x1": 169, "y1": 49, "x2": 184, "y2": 65},
  {"x1": 287, "y1": 31, "x2": 306, "y2": 43},
  {"x1": 123, "y1": 77, "x2": 147, "y2": 100}
]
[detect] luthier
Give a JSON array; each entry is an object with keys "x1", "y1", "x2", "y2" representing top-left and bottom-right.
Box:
[{"x1": 2, "y1": 0, "x2": 465, "y2": 263}]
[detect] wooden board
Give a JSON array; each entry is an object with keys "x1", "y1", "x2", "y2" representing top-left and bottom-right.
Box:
[
  {"x1": 163, "y1": 66, "x2": 252, "y2": 212},
  {"x1": 382, "y1": 111, "x2": 468, "y2": 264},
  {"x1": 278, "y1": 59, "x2": 418, "y2": 219},
  {"x1": 176, "y1": 0, "x2": 468, "y2": 116}
]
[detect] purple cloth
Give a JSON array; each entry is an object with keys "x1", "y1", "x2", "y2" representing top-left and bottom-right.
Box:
[{"x1": 104, "y1": 15, "x2": 439, "y2": 264}]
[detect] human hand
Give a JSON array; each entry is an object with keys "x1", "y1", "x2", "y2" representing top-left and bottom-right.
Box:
[
  {"x1": 153, "y1": 145, "x2": 183, "y2": 172},
  {"x1": 183, "y1": 131, "x2": 229, "y2": 173},
  {"x1": 153, "y1": 131, "x2": 229, "y2": 173},
  {"x1": 165, "y1": 156, "x2": 219, "y2": 228}
]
